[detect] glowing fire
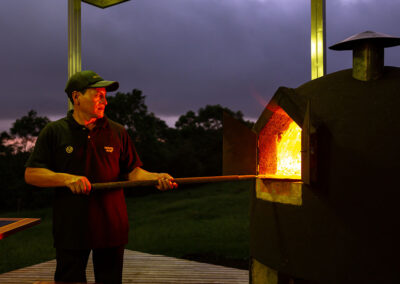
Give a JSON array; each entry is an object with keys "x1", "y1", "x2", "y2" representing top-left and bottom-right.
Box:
[{"x1": 276, "y1": 121, "x2": 301, "y2": 178}]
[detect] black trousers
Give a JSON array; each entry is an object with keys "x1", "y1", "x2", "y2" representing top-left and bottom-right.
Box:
[{"x1": 54, "y1": 245, "x2": 125, "y2": 284}]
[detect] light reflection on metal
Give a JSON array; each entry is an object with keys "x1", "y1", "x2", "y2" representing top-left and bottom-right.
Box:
[
  {"x1": 83, "y1": 0, "x2": 130, "y2": 9},
  {"x1": 310, "y1": 0, "x2": 326, "y2": 80},
  {"x1": 352, "y1": 43, "x2": 384, "y2": 81},
  {"x1": 68, "y1": 0, "x2": 81, "y2": 110}
]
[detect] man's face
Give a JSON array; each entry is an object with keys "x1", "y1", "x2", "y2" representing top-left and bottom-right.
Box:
[{"x1": 78, "y1": 87, "x2": 108, "y2": 119}]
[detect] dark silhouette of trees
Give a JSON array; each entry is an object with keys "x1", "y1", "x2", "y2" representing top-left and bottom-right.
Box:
[
  {"x1": 0, "y1": 131, "x2": 12, "y2": 155},
  {"x1": 10, "y1": 110, "x2": 50, "y2": 137},
  {"x1": 105, "y1": 89, "x2": 173, "y2": 173},
  {"x1": 106, "y1": 90, "x2": 253, "y2": 178},
  {"x1": 0, "y1": 110, "x2": 51, "y2": 212},
  {"x1": 171, "y1": 105, "x2": 251, "y2": 177}
]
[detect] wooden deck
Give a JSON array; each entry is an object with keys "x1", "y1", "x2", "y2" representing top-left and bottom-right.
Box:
[{"x1": 0, "y1": 250, "x2": 249, "y2": 283}]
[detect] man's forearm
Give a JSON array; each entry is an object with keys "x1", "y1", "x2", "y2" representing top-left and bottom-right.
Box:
[
  {"x1": 128, "y1": 167, "x2": 159, "y2": 181},
  {"x1": 25, "y1": 167, "x2": 77, "y2": 188}
]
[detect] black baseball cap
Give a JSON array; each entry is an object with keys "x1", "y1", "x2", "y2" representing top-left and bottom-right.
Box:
[{"x1": 65, "y1": 70, "x2": 119, "y2": 98}]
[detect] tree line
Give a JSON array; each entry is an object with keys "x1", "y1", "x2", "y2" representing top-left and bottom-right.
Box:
[{"x1": 0, "y1": 89, "x2": 253, "y2": 212}]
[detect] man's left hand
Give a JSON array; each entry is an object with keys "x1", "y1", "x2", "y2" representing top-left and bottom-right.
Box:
[{"x1": 156, "y1": 173, "x2": 178, "y2": 191}]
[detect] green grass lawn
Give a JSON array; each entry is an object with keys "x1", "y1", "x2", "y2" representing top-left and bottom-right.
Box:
[{"x1": 0, "y1": 180, "x2": 251, "y2": 274}]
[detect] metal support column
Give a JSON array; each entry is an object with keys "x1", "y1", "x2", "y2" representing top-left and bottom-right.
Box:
[
  {"x1": 311, "y1": 0, "x2": 326, "y2": 79},
  {"x1": 68, "y1": 0, "x2": 82, "y2": 110}
]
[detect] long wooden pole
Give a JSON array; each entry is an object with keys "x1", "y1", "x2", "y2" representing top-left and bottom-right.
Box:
[{"x1": 92, "y1": 175, "x2": 302, "y2": 190}]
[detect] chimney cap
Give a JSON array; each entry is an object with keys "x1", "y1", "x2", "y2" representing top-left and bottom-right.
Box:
[{"x1": 329, "y1": 31, "x2": 400, "y2": 50}]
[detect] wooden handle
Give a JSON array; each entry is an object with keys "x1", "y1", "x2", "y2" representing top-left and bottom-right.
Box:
[
  {"x1": 91, "y1": 174, "x2": 302, "y2": 190},
  {"x1": 92, "y1": 175, "x2": 257, "y2": 190}
]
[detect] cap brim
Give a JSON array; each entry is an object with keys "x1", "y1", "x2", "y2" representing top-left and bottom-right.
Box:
[{"x1": 89, "y1": 80, "x2": 119, "y2": 92}]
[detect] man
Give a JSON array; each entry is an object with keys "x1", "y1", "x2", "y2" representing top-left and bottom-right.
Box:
[{"x1": 25, "y1": 70, "x2": 176, "y2": 283}]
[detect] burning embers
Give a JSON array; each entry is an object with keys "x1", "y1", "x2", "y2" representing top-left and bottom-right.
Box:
[
  {"x1": 277, "y1": 121, "x2": 301, "y2": 177},
  {"x1": 255, "y1": 104, "x2": 303, "y2": 206},
  {"x1": 258, "y1": 107, "x2": 301, "y2": 179},
  {"x1": 222, "y1": 94, "x2": 307, "y2": 206}
]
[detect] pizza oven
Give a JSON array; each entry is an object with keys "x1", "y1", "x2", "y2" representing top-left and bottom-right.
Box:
[{"x1": 223, "y1": 31, "x2": 400, "y2": 284}]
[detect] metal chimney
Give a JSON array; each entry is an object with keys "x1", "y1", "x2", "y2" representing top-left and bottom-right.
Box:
[{"x1": 329, "y1": 31, "x2": 400, "y2": 81}]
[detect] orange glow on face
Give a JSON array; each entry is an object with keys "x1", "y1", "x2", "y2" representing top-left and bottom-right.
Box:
[{"x1": 276, "y1": 121, "x2": 301, "y2": 178}]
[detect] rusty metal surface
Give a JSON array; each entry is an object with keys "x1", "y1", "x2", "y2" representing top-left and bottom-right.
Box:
[
  {"x1": 257, "y1": 108, "x2": 292, "y2": 177},
  {"x1": 255, "y1": 179, "x2": 302, "y2": 206},
  {"x1": 255, "y1": 87, "x2": 307, "y2": 134},
  {"x1": 222, "y1": 112, "x2": 257, "y2": 175},
  {"x1": 253, "y1": 102, "x2": 276, "y2": 135}
]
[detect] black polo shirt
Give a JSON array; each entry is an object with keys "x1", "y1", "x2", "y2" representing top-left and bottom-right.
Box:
[{"x1": 26, "y1": 111, "x2": 142, "y2": 249}]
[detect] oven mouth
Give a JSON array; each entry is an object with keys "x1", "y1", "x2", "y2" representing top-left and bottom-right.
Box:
[
  {"x1": 258, "y1": 107, "x2": 302, "y2": 180},
  {"x1": 223, "y1": 97, "x2": 316, "y2": 206},
  {"x1": 255, "y1": 105, "x2": 306, "y2": 206}
]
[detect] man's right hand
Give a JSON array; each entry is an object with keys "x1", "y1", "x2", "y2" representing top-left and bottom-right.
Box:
[
  {"x1": 64, "y1": 176, "x2": 92, "y2": 195},
  {"x1": 25, "y1": 168, "x2": 92, "y2": 195}
]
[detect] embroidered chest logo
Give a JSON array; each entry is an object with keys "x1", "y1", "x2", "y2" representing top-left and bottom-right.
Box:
[
  {"x1": 104, "y1": 146, "x2": 114, "y2": 153},
  {"x1": 65, "y1": 146, "x2": 74, "y2": 154}
]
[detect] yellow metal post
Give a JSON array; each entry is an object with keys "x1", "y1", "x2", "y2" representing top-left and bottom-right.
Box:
[
  {"x1": 311, "y1": 0, "x2": 326, "y2": 79},
  {"x1": 68, "y1": 0, "x2": 82, "y2": 110}
]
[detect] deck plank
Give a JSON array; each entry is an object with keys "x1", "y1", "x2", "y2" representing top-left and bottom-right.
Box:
[{"x1": 0, "y1": 250, "x2": 248, "y2": 283}]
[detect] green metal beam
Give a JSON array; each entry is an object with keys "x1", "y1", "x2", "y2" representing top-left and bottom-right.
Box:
[
  {"x1": 68, "y1": 0, "x2": 81, "y2": 110},
  {"x1": 310, "y1": 0, "x2": 326, "y2": 79}
]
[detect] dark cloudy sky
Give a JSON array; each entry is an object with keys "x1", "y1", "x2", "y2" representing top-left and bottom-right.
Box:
[{"x1": 1, "y1": 0, "x2": 400, "y2": 131}]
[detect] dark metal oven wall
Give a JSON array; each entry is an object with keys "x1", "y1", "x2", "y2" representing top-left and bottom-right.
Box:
[{"x1": 251, "y1": 66, "x2": 400, "y2": 283}]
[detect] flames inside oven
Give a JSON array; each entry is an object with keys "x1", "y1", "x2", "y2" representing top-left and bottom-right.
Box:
[
  {"x1": 258, "y1": 107, "x2": 302, "y2": 179},
  {"x1": 256, "y1": 105, "x2": 303, "y2": 206}
]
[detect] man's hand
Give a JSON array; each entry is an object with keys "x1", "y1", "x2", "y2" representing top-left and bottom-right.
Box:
[
  {"x1": 64, "y1": 176, "x2": 92, "y2": 195},
  {"x1": 156, "y1": 173, "x2": 178, "y2": 191},
  {"x1": 25, "y1": 167, "x2": 92, "y2": 195},
  {"x1": 128, "y1": 167, "x2": 178, "y2": 191}
]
